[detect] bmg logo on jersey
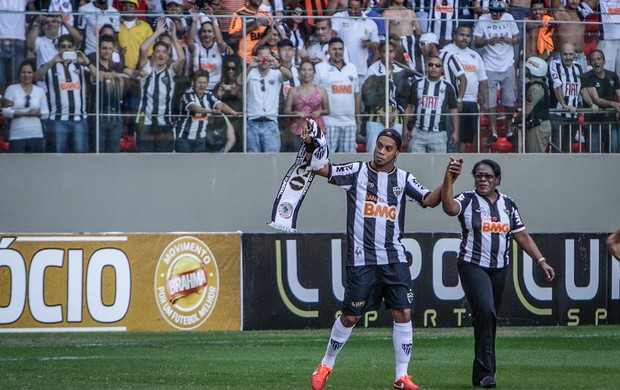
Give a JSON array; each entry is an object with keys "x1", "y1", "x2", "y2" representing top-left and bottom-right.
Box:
[
  {"x1": 364, "y1": 201, "x2": 397, "y2": 221},
  {"x1": 482, "y1": 221, "x2": 510, "y2": 233}
]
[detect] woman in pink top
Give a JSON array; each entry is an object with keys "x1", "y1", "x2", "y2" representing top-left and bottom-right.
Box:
[{"x1": 283, "y1": 60, "x2": 329, "y2": 149}]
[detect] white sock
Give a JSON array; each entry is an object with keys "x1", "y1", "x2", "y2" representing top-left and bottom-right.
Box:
[
  {"x1": 321, "y1": 316, "x2": 354, "y2": 368},
  {"x1": 393, "y1": 321, "x2": 413, "y2": 380}
]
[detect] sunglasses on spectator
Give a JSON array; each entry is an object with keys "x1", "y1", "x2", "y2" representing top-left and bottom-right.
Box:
[
  {"x1": 226, "y1": 66, "x2": 237, "y2": 71},
  {"x1": 59, "y1": 44, "x2": 73, "y2": 49},
  {"x1": 25, "y1": 95, "x2": 31, "y2": 108},
  {"x1": 427, "y1": 63, "x2": 442, "y2": 68}
]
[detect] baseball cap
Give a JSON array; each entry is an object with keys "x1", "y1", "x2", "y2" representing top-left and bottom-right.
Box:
[
  {"x1": 420, "y1": 32, "x2": 439, "y2": 45},
  {"x1": 166, "y1": 0, "x2": 184, "y2": 5},
  {"x1": 377, "y1": 129, "x2": 402, "y2": 150},
  {"x1": 120, "y1": 0, "x2": 139, "y2": 5},
  {"x1": 277, "y1": 39, "x2": 295, "y2": 48}
]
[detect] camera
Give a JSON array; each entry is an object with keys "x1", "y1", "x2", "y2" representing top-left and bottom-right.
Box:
[{"x1": 62, "y1": 51, "x2": 77, "y2": 61}]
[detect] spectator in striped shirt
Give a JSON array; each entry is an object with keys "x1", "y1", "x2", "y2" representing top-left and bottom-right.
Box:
[
  {"x1": 404, "y1": 55, "x2": 459, "y2": 153},
  {"x1": 548, "y1": 42, "x2": 582, "y2": 153},
  {"x1": 135, "y1": 18, "x2": 185, "y2": 152},
  {"x1": 34, "y1": 34, "x2": 97, "y2": 153},
  {"x1": 174, "y1": 70, "x2": 239, "y2": 152},
  {"x1": 441, "y1": 158, "x2": 555, "y2": 389}
]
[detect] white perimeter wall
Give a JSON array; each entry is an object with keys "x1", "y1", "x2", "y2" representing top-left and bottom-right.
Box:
[{"x1": 1, "y1": 153, "x2": 618, "y2": 234}]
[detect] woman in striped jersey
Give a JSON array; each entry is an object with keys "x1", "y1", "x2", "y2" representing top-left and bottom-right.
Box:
[{"x1": 441, "y1": 158, "x2": 555, "y2": 388}]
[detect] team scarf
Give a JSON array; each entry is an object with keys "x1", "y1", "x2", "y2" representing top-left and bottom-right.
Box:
[{"x1": 269, "y1": 119, "x2": 329, "y2": 232}]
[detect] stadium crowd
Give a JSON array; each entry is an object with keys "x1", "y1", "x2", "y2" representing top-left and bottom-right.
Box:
[{"x1": 0, "y1": 0, "x2": 619, "y2": 153}]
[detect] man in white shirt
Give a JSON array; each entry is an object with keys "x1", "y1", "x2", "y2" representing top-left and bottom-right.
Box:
[
  {"x1": 586, "y1": 0, "x2": 620, "y2": 78},
  {"x1": 306, "y1": 19, "x2": 351, "y2": 65},
  {"x1": 315, "y1": 37, "x2": 361, "y2": 152},
  {"x1": 0, "y1": 0, "x2": 33, "y2": 91},
  {"x1": 442, "y1": 24, "x2": 489, "y2": 152},
  {"x1": 332, "y1": 0, "x2": 379, "y2": 83},
  {"x1": 246, "y1": 45, "x2": 293, "y2": 152},
  {"x1": 473, "y1": 0, "x2": 519, "y2": 145},
  {"x1": 78, "y1": 0, "x2": 120, "y2": 55},
  {"x1": 27, "y1": 15, "x2": 82, "y2": 70}
]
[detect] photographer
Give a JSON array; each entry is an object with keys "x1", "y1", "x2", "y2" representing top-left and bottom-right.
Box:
[
  {"x1": 34, "y1": 34, "x2": 96, "y2": 153},
  {"x1": 245, "y1": 45, "x2": 292, "y2": 152}
]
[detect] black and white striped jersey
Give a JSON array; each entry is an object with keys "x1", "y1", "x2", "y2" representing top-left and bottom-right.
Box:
[
  {"x1": 549, "y1": 60, "x2": 582, "y2": 119},
  {"x1": 328, "y1": 161, "x2": 431, "y2": 267},
  {"x1": 175, "y1": 91, "x2": 222, "y2": 141},
  {"x1": 44, "y1": 62, "x2": 88, "y2": 121},
  {"x1": 137, "y1": 63, "x2": 177, "y2": 126},
  {"x1": 408, "y1": 77, "x2": 457, "y2": 132},
  {"x1": 428, "y1": 0, "x2": 461, "y2": 44},
  {"x1": 454, "y1": 190, "x2": 526, "y2": 269},
  {"x1": 438, "y1": 49, "x2": 465, "y2": 93}
]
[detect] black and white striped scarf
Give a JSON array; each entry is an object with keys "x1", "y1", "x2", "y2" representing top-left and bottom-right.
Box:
[{"x1": 269, "y1": 119, "x2": 329, "y2": 232}]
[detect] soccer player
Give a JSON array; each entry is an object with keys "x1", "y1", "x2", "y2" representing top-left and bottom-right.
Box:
[{"x1": 308, "y1": 129, "x2": 460, "y2": 390}]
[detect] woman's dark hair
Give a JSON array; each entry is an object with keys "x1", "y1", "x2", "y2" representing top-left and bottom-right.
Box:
[
  {"x1": 18, "y1": 59, "x2": 36, "y2": 74},
  {"x1": 221, "y1": 56, "x2": 241, "y2": 84},
  {"x1": 472, "y1": 159, "x2": 502, "y2": 181}
]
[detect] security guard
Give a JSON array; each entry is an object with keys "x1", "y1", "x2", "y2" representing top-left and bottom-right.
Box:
[
  {"x1": 513, "y1": 57, "x2": 551, "y2": 153},
  {"x1": 516, "y1": 57, "x2": 551, "y2": 152}
]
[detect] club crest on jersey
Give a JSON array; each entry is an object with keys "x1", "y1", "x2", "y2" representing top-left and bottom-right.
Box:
[{"x1": 393, "y1": 186, "x2": 403, "y2": 197}]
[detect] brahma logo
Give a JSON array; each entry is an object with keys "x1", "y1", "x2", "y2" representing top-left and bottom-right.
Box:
[
  {"x1": 482, "y1": 221, "x2": 510, "y2": 233},
  {"x1": 364, "y1": 202, "x2": 397, "y2": 221},
  {"x1": 154, "y1": 236, "x2": 219, "y2": 330}
]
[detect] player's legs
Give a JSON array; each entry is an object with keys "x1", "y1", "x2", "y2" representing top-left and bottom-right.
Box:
[
  {"x1": 381, "y1": 262, "x2": 418, "y2": 389},
  {"x1": 312, "y1": 266, "x2": 379, "y2": 390}
]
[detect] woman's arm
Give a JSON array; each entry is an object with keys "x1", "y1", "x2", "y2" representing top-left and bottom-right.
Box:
[
  {"x1": 222, "y1": 114, "x2": 236, "y2": 152},
  {"x1": 513, "y1": 230, "x2": 555, "y2": 281}
]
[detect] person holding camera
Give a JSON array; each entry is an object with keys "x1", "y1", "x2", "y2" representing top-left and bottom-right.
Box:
[
  {"x1": 34, "y1": 34, "x2": 96, "y2": 153},
  {"x1": 246, "y1": 45, "x2": 292, "y2": 152}
]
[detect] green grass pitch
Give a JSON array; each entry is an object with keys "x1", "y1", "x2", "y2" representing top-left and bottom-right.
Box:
[{"x1": 1, "y1": 325, "x2": 619, "y2": 389}]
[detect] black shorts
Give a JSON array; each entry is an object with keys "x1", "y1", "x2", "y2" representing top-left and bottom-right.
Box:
[
  {"x1": 342, "y1": 262, "x2": 414, "y2": 316},
  {"x1": 459, "y1": 102, "x2": 480, "y2": 144}
]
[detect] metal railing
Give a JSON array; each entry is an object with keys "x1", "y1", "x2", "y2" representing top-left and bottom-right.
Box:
[{"x1": 0, "y1": 10, "x2": 618, "y2": 153}]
